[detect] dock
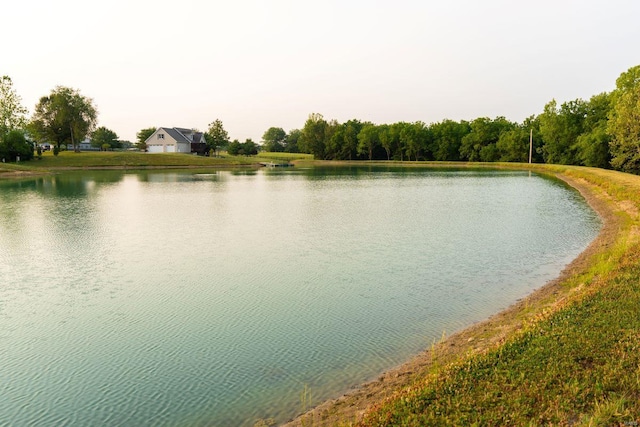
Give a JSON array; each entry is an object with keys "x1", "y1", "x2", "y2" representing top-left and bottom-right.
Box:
[{"x1": 259, "y1": 162, "x2": 293, "y2": 168}]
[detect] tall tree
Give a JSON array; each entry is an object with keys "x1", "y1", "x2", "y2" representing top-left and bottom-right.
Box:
[
  {"x1": 262, "y1": 127, "x2": 286, "y2": 152},
  {"x1": 608, "y1": 65, "x2": 640, "y2": 173},
  {"x1": 30, "y1": 86, "x2": 98, "y2": 152},
  {"x1": 429, "y1": 119, "x2": 470, "y2": 161},
  {"x1": 0, "y1": 76, "x2": 28, "y2": 136},
  {"x1": 242, "y1": 138, "x2": 258, "y2": 156},
  {"x1": 299, "y1": 113, "x2": 328, "y2": 159},
  {"x1": 460, "y1": 117, "x2": 514, "y2": 162},
  {"x1": 227, "y1": 139, "x2": 242, "y2": 155},
  {"x1": 378, "y1": 124, "x2": 397, "y2": 161},
  {"x1": 496, "y1": 125, "x2": 530, "y2": 162},
  {"x1": 92, "y1": 126, "x2": 120, "y2": 150},
  {"x1": 206, "y1": 119, "x2": 230, "y2": 156},
  {"x1": 573, "y1": 92, "x2": 612, "y2": 168},
  {"x1": 357, "y1": 123, "x2": 379, "y2": 161},
  {"x1": 539, "y1": 99, "x2": 586, "y2": 165},
  {"x1": 136, "y1": 127, "x2": 156, "y2": 150},
  {"x1": 284, "y1": 129, "x2": 301, "y2": 153}
]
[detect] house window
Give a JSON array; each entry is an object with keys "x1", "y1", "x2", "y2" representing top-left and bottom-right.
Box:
[{"x1": 158, "y1": 134, "x2": 165, "y2": 139}]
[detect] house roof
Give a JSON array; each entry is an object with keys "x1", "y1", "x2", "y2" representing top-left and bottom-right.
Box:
[
  {"x1": 163, "y1": 127, "x2": 191, "y2": 143},
  {"x1": 152, "y1": 127, "x2": 205, "y2": 144}
]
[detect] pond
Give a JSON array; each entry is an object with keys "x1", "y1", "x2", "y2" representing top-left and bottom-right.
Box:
[{"x1": 0, "y1": 167, "x2": 600, "y2": 426}]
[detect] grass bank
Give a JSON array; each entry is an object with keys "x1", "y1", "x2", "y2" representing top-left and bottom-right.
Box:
[
  {"x1": 285, "y1": 163, "x2": 640, "y2": 427},
  {"x1": 0, "y1": 151, "x2": 313, "y2": 176}
]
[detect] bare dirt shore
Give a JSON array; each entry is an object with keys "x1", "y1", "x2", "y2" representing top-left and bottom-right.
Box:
[{"x1": 283, "y1": 172, "x2": 620, "y2": 426}]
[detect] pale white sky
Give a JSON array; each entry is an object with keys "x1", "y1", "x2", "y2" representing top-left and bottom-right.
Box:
[{"x1": 3, "y1": 0, "x2": 639, "y2": 143}]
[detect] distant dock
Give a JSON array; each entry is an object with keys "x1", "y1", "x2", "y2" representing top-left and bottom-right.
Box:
[{"x1": 259, "y1": 162, "x2": 294, "y2": 168}]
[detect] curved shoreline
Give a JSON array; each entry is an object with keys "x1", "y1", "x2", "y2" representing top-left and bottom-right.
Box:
[{"x1": 284, "y1": 168, "x2": 622, "y2": 426}]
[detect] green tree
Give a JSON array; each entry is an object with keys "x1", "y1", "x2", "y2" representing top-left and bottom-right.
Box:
[
  {"x1": 227, "y1": 139, "x2": 242, "y2": 155},
  {"x1": 136, "y1": 127, "x2": 156, "y2": 151},
  {"x1": 262, "y1": 127, "x2": 286, "y2": 152},
  {"x1": 573, "y1": 92, "x2": 612, "y2": 168},
  {"x1": 608, "y1": 65, "x2": 640, "y2": 173},
  {"x1": 539, "y1": 99, "x2": 587, "y2": 165},
  {"x1": 460, "y1": 117, "x2": 514, "y2": 162},
  {"x1": 326, "y1": 119, "x2": 362, "y2": 160},
  {"x1": 0, "y1": 130, "x2": 33, "y2": 162},
  {"x1": 378, "y1": 123, "x2": 399, "y2": 161},
  {"x1": 496, "y1": 125, "x2": 530, "y2": 162},
  {"x1": 242, "y1": 138, "x2": 258, "y2": 156},
  {"x1": 285, "y1": 129, "x2": 301, "y2": 153},
  {"x1": 0, "y1": 76, "x2": 28, "y2": 137},
  {"x1": 30, "y1": 86, "x2": 98, "y2": 152},
  {"x1": 299, "y1": 113, "x2": 328, "y2": 159},
  {"x1": 206, "y1": 119, "x2": 230, "y2": 156},
  {"x1": 357, "y1": 123, "x2": 379, "y2": 161},
  {"x1": 391, "y1": 122, "x2": 409, "y2": 161},
  {"x1": 400, "y1": 121, "x2": 430, "y2": 161},
  {"x1": 429, "y1": 119, "x2": 470, "y2": 161},
  {"x1": 92, "y1": 126, "x2": 120, "y2": 150}
]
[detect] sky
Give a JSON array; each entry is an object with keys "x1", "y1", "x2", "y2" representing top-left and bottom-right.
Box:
[{"x1": 3, "y1": 0, "x2": 639, "y2": 143}]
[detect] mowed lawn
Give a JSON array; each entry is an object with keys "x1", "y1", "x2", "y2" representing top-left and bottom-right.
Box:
[{"x1": 12, "y1": 150, "x2": 313, "y2": 170}]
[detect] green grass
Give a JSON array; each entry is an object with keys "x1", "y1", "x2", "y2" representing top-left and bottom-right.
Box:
[
  {"x1": 355, "y1": 165, "x2": 640, "y2": 426},
  {"x1": 1, "y1": 150, "x2": 313, "y2": 173},
  {"x1": 253, "y1": 152, "x2": 314, "y2": 162},
  {"x1": 35, "y1": 150, "x2": 256, "y2": 168}
]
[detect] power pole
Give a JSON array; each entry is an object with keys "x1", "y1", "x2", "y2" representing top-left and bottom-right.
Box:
[{"x1": 529, "y1": 129, "x2": 533, "y2": 164}]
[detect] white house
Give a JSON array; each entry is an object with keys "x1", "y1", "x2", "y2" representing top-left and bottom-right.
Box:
[{"x1": 145, "y1": 127, "x2": 207, "y2": 154}]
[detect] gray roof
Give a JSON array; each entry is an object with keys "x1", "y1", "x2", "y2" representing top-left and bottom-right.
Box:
[
  {"x1": 162, "y1": 127, "x2": 190, "y2": 143},
  {"x1": 151, "y1": 127, "x2": 205, "y2": 144}
]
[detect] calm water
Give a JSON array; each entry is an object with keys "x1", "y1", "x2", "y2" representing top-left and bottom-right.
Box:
[{"x1": 0, "y1": 167, "x2": 600, "y2": 426}]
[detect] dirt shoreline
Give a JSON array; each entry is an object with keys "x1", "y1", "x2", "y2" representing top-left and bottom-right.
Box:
[{"x1": 283, "y1": 171, "x2": 619, "y2": 426}]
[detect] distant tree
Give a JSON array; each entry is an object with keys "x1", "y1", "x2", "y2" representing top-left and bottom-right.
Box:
[
  {"x1": 284, "y1": 129, "x2": 301, "y2": 153},
  {"x1": 0, "y1": 76, "x2": 28, "y2": 137},
  {"x1": 0, "y1": 129, "x2": 33, "y2": 162},
  {"x1": 30, "y1": 86, "x2": 98, "y2": 152},
  {"x1": 573, "y1": 92, "x2": 612, "y2": 168},
  {"x1": 378, "y1": 124, "x2": 397, "y2": 160},
  {"x1": 608, "y1": 65, "x2": 640, "y2": 173},
  {"x1": 262, "y1": 127, "x2": 286, "y2": 152},
  {"x1": 429, "y1": 119, "x2": 470, "y2": 161},
  {"x1": 227, "y1": 139, "x2": 242, "y2": 155},
  {"x1": 357, "y1": 123, "x2": 379, "y2": 161},
  {"x1": 329, "y1": 119, "x2": 362, "y2": 160},
  {"x1": 119, "y1": 140, "x2": 133, "y2": 149},
  {"x1": 92, "y1": 126, "x2": 120, "y2": 150},
  {"x1": 539, "y1": 99, "x2": 586, "y2": 165},
  {"x1": 496, "y1": 125, "x2": 530, "y2": 162},
  {"x1": 460, "y1": 117, "x2": 514, "y2": 162},
  {"x1": 136, "y1": 127, "x2": 156, "y2": 151},
  {"x1": 400, "y1": 121, "x2": 430, "y2": 161},
  {"x1": 299, "y1": 113, "x2": 328, "y2": 159},
  {"x1": 242, "y1": 138, "x2": 258, "y2": 156},
  {"x1": 206, "y1": 119, "x2": 230, "y2": 156}
]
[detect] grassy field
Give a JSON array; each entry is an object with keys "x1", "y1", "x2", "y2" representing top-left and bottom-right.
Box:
[
  {"x1": 0, "y1": 150, "x2": 314, "y2": 174},
  {"x1": 286, "y1": 164, "x2": 640, "y2": 427}
]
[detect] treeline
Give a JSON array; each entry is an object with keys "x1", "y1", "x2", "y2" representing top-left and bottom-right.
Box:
[{"x1": 261, "y1": 65, "x2": 640, "y2": 174}]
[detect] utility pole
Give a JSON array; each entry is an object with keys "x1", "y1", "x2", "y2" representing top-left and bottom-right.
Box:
[{"x1": 529, "y1": 129, "x2": 533, "y2": 164}]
